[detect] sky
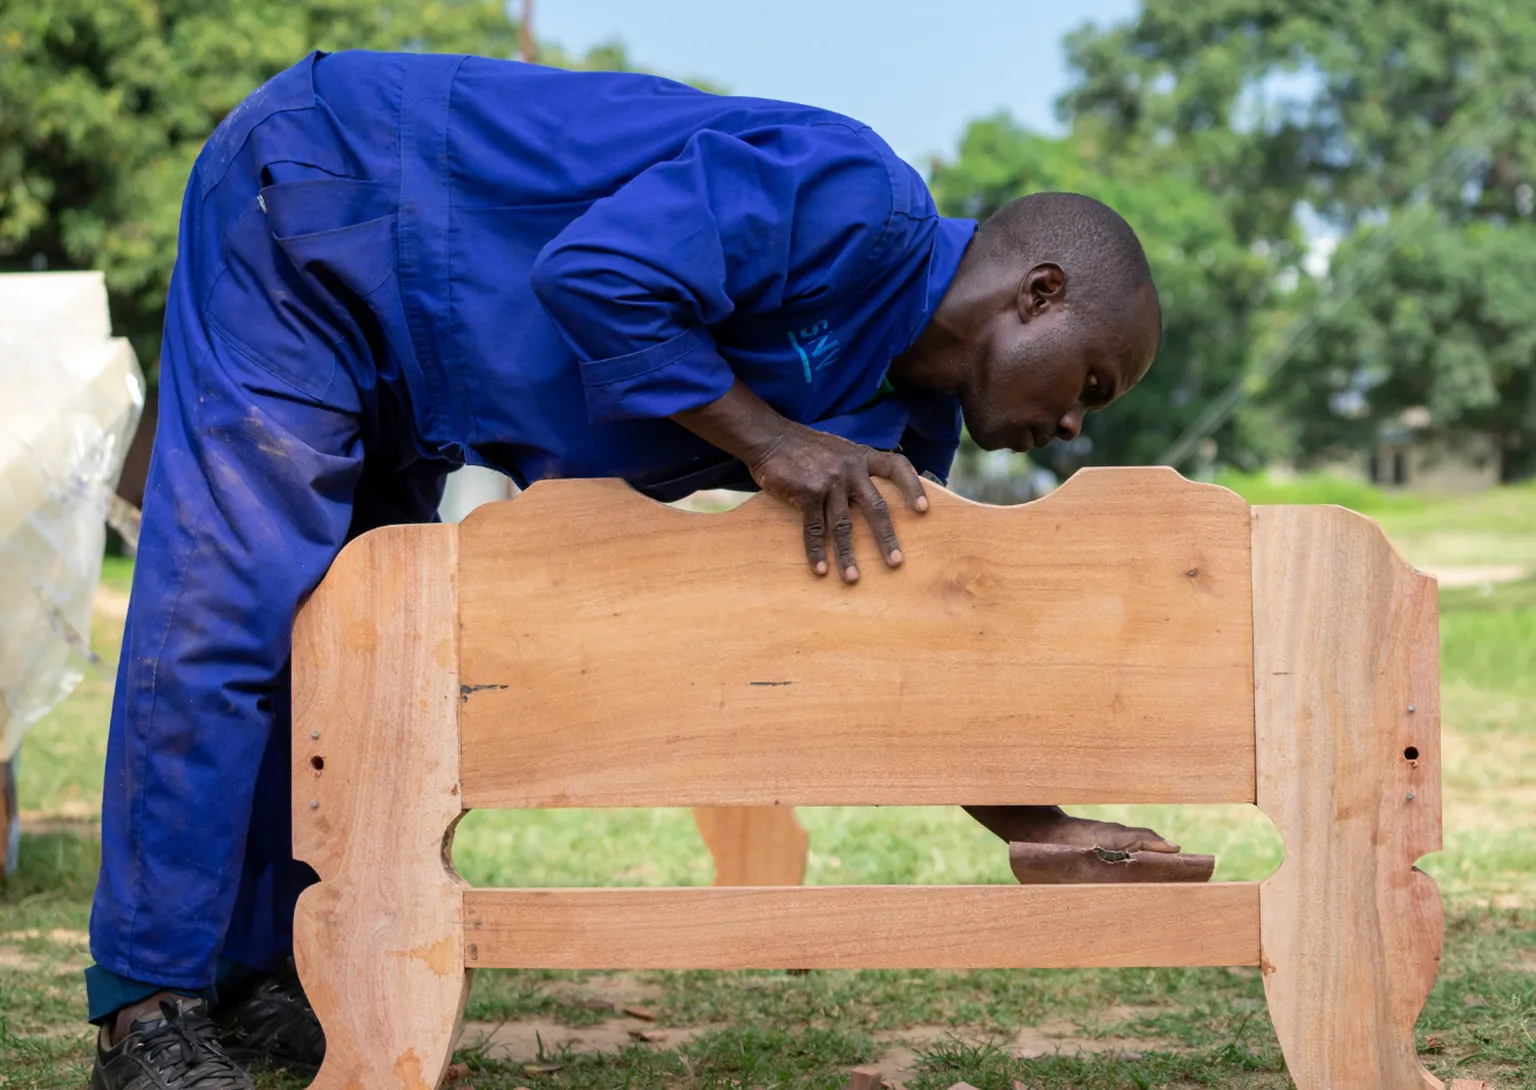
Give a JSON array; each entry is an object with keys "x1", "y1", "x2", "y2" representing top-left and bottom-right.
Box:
[{"x1": 533, "y1": 0, "x2": 1140, "y2": 170}]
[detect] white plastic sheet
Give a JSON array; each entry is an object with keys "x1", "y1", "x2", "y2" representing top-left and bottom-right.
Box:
[{"x1": 0, "y1": 272, "x2": 143, "y2": 763}]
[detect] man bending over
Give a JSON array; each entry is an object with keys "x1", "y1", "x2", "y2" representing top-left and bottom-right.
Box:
[{"x1": 89, "y1": 50, "x2": 1171, "y2": 1090}]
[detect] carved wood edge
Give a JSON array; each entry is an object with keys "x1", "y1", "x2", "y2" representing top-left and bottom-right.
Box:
[
  {"x1": 291, "y1": 525, "x2": 469, "y2": 1090},
  {"x1": 1252, "y1": 504, "x2": 1443, "y2": 1090},
  {"x1": 460, "y1": 464, "x2": 1250, "y2": 531}
]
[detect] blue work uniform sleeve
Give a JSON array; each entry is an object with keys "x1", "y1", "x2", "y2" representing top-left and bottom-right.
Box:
[{"x1": 529, "y1": 123, "x2": 896, "y2": 423}]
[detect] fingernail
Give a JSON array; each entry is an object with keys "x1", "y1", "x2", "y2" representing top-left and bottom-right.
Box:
[
  {"x1": 814, "y1": 560, "x2": 827, "y2": 575},
  {"x1": 845, "y1": 566, "x2": 859, "y2": 582},
  {"x1": 889, "y1": 549, "x2": 903, "y2": 565},
  {"x1": 916, "y1": 496, "x2": 929, "y2": 512}
]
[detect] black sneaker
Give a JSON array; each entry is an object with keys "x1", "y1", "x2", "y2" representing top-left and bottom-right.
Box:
[
  {"x1": 91, "y1": 997, "x2": 254, "y2": 1090},
  {"x1": 213, "y1": 958, "x2": 325, "y2": 1075}
]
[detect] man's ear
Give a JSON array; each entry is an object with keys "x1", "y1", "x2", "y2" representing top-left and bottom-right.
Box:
[{"x1": 1016, "y1": 263, "x2": 1066, "y2": 323}]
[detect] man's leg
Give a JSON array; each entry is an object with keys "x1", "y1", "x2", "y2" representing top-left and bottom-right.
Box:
[
  {"x1": 87, "y1": 275, "x2": 366, "y2": 1043},
  {"x1": 218, "y1": 450, "x2": 449, "y2": 973}
]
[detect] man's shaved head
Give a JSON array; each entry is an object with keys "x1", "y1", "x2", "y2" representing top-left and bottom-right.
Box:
[
  {"x1": 974, "y1": 192, "x2": 1160, "y2": 347},
  {"x1": 891, "y1": 190, "x2": 1162, "y2": 455}
]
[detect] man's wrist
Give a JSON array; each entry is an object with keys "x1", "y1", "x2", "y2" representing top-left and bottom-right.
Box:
[{"x1": 671, "y1": 380, "x2": 795, "y2": 468}]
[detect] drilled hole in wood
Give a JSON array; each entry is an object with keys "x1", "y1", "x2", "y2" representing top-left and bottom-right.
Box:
[
  {"x1": 1403, "y1": 746, "x2": 1419, "y2": 761},
  {"x1": 311, "y1": 755, "x2": 325, "y2": 772}
]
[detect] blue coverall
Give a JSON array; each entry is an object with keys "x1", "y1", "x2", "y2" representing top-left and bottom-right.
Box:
[{"x1": 87, "y1": 50, "x2": 978, "y2": 1018}]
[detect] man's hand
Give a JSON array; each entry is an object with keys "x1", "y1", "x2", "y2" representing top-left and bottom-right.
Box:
[
  {"x1": 748, "y1": 424, "x2": 927, "y2": 582},
  {"x1": 670, "y1": 380, "x2": 929, "y2": 583},
  {"x1": 965, "y1": 805, "x2": 1183, "y2": 854}
]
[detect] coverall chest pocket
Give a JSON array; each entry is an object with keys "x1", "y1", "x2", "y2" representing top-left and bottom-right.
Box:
[{"x1": 204, "y1": 178, "x2": 397, "y2": 404}]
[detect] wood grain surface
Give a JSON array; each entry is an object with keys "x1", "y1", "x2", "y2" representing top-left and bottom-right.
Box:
[
  {"x1": 457, "y1": 467, "x2": 1255, "y2": 809},
  {"x1": 463, "y1": 883, "x2": 1260, "y2": 970},
  {"x1": 1253, "y1": 506, "x2": 1444, "y2": 1090},
  {"x1": 291, "y1": 526, "x2": 469, "y2": 1090}
]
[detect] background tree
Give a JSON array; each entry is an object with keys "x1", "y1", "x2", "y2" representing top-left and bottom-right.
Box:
[
  {"x1": 1058, "y1": 0, "x2": 1536, "y2": 478},
  {"x1": 0, "y1": 1, "x2": 666, "y2": 374},
  {"x1": 1278, "y1": 216, "x2": 1536, "y2": 480}
]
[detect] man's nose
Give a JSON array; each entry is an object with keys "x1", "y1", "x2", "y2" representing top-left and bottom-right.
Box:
[{"x1": 1056, "y1": 410, "x2": 1083, "y2": 441}]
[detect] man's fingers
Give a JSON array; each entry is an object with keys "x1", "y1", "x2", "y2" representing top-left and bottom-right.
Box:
[
  {"x1": 853, "y1": 474, "x2": 903, "y2": 567},
  {"x1": 868, "y1": 451, "x2": 929, "y2": 513},
  {"x1": 827, "y1": 488, "x2": 858, "y2": 583},
  {"x1": 801, "y1": 502, "x2": 828, "y2": 576},
  {"x1": 1131, "y1": 829, "x2": 1181, "y2": 854}
]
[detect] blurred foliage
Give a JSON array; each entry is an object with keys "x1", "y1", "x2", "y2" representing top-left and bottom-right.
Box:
[
  {"x1": 1062, "y1": 0, "x2": 1536, "y2": 231},
  {"x1": 0, "y1": 1, "x2": 666, "y2": 375},
  {"x1": 1048, "y1": 0, "x2": 1536, "y2": 478},
  {"x1": 1276, "y1": 216, "x2": 1536, "y2": 479}
]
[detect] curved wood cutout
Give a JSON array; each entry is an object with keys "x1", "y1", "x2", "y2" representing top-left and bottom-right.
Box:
[
  {"x1": 1253, "y1": 506, "x2": 1443, "y2": 1090},
  {"x1": 291, "y1": 526, "x2": 468, "y2": 1090},
  {"x1": 458, "y1": 467, "x2": 1255, "y2": 809},
  {"x1": 693, "y1": 806, "x2": 808, "y2": 886}
]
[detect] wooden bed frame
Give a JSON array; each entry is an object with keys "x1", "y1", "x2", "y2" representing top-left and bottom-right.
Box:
[{"x1": 290, "y1": 467, "x2": 1444, "y2": 1090}]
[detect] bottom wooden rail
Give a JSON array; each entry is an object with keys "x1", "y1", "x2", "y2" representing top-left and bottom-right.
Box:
[{"x1": 462, "y1": 883, "x2": 1260, "y2": 970}]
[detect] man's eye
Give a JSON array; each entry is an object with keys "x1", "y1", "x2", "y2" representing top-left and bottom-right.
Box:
[{"x1": 1086, "y1": 374, "x2": 1101, "y2": 395}]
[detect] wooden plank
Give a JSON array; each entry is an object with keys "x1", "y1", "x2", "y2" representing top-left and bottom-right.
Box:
[
  {"x1": 462, "y1": 884, "x2": 1260, "y2": 970},
  {"x1": 693, "y1": 806, "x2": 809, "y2": 886},
  {"x1": 291, "y1": 525, "x2": 469, "y2": 1090},
  {"x1": 1253, "y1": 506, "x2": 1444, "y2": 1090},
  {"x1": 458, "y1": 467, "x2": 1255, "y2": 809}
]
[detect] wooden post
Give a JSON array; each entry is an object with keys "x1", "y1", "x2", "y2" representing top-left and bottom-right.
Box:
[
  {"x1": 1, "y1": 754, "x2": 17, "y2": 878},
  {"x1": 693, "y1": 806, "x2": 808, "y2": 886},
  {"x1": 291, "y1": 525, "x2": 468, "y2": 1090},
  {"x1": 1253, "y1": 506, "x2": 1443, "y2": 1090}
]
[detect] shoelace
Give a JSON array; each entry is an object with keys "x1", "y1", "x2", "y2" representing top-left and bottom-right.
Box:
[{"x1": 137, "y1": 1000, "x2": 245, "y2": 1086}]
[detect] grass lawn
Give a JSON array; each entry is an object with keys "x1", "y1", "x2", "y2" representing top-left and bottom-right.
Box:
[{"x1": 3, "y1": 484, "x2": 1533, "y2": 1089}]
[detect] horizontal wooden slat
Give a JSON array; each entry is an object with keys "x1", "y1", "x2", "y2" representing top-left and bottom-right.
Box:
[
  {"x1": 463, "y1": 883, "x2": 1261, "y2": 970},
  {"x1": 458, "y1": 467, "x2": 1256, "y2": 809}
]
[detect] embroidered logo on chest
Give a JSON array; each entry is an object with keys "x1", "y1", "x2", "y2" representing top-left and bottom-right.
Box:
[{"x1": 786, "y1": 319, "x2": 843, "y2": 381}]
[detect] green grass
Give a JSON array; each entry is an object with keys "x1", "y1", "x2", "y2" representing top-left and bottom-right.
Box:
[
  {"x1": 1213, "y1": 468, "x2": 1432, "y2": 514},
  {"x1": 1217, "y1": 469, "x2": 1536, "y2": 570},
  {"x1": 4, "y1": 484, "x2": 1534, "y2": 1088}
]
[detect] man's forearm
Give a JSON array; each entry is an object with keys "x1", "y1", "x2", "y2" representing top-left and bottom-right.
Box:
[{"x1": 669, "y1": 380, "x2": 796, "y2": 468}]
